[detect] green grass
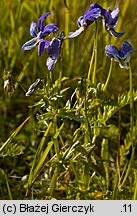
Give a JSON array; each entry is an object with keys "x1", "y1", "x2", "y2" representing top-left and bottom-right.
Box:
[{"x1": 0, "y1": 0, "x2": 137, "y2": 200}]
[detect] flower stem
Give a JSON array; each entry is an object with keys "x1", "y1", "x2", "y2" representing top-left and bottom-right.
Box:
[
  {"x1": 87, "y1": 21, "x2": 98, "y2": 83},
  {"x1": 120, "y1": 63, "x2": 135, "y2": 189},
  {"x1": 103, "y1": 59, "x2": 113, "y2": 91},
  {"x1": 92, "y1": 21, "x2": 98, "y2": 84},
  {"x1": 59, "y1": 58, "x2": 62, "y2": 90},
  {"x1": 47, "y1": 71, "x2": 52, "y2": 88},
  {"x1": 87, "y1": 46, "x2": 95, "y2": 81},
  {"x1": 129, "y1": 63, "x2": 134, "y2": 140}
]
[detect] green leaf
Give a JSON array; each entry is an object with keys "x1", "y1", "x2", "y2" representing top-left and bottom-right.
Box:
[
  {"x1": 0, "y1": 117, "x2": 30, "y2": 153},
  {"x1": 27, "y1": 121, "x2": 53, "y2": 188},
  {"x1": 27, "y1": 123, "x2": 64, "y2": 190},
  {"x1": 59, "y1": 108, "x2": 84, "y2": 122}
]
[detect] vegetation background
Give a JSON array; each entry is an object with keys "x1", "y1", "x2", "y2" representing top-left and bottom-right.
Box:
[{"x1": 0, "y1": 0, "x2": 137, "y2": 199}]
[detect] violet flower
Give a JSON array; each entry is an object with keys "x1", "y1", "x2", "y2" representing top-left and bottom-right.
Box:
[
  {"x1": 46, "y1": 32, "x2": 65, "y2": 71},
  {"x1": 102, "y1": 8, "x2": 124, "y2": 37},
  {"x1": 68, "y1": 3, "x2": 102, "y2": 38},
  {"x1": 21, "y1": 12, "x2": 58, "y2": 56},
  {"x1": 105, "y1": 42, "x2": 133, "y2": 69}
]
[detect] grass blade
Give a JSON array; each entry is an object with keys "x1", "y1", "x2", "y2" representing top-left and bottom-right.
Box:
[{"x1": 0, "y1": 116, "x2": 30, "y2": 153}]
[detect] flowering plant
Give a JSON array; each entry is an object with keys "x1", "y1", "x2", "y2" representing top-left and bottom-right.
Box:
[{"x1": 21, "y1": 12, "x2": 58, "y2": 56}]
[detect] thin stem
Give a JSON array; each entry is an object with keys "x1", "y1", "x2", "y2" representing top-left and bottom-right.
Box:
[
  {"x1": 49, "y1": 71, "x2": 52, "y2": 87},
  {"x1": 117, "y1": 110, "x2": 121, "y2": 187},
  {"x1": 87, "y1": 46, "x2": 95, "y2": 81},
  {"x1": 129, "y1": 63, "x2": 134, "y2": 143},
  {"x1": 4, "y1": 171, "x2": 13, "y2": 200},
  {"x1": 103, "y1": 59, "x2": 113, "y2": 91},
  {"x1": 92, "y1": 21, "x2": 98, "y2": 84},
  {"x1": 120, "y1": 149, "x2": 135, "y2": 189},
  {"x1": 120, "y1": 63, "x2": 135, "y2": 189},
  {"x1": 59, "y1": 57, "x2": 62, "y2": 90},
  {"x1": 87, "y1": 21, "x2": 97, "y2": 82},
  {"x1": 53, "y1": 116, "x2": 60, "y2": 160}
]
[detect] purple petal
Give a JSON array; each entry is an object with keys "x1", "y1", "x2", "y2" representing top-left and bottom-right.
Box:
[
  {"x1": 103, "y1": 8, "x2": 119, "y2": 30},
  {"x1": 120, "y1": 42, "x2": 133, "y2": 59},
  {"x1": 109, "y1": 28, "x2": 125, "y2": 37},
  {"x1": 44, "y1": 40, "x2": 51, "y2": 48},
  {"x1": 90, "y1": 3, "x2": 104, "y2": 10},
  {"x1": 41, "y1": 24, "x2": 59, "y2": 37},
  {"x1": 102, "y1": 9, "x2": 109, "y2": 21},
  {"x1": 46, "y1": 57, "x2": 57, "y2": 71},
  {"x1": 78, "y1": 3, "x2": 103, "y2": 28},
  {"x1": 21, "y1": 38, "x2": 38, "y2": 50},
  {"x1": 48, "y1": 38, "x2": 61, "y2": 59},
  {"x1": 105, "y1": 45, "x2": 119, "y2": 59},
  {"x1": 84, "y1": 7, "x2": 101, "y2": 22},
  {"x1": 30, "y1": 22, "x2": 38, "y2": 37},
  {"x1": 38, "y1": 39, "x2": 50, "y2": 56},
  {"x1": 46, "y1": 33, "x2": 64, "y2": 71},
  {"x1": 90, "y1": 3, "x2": 106, "y2": 16},
  {"x1": 108, "y1": 8, "x2": 119, "y2": 27},
  {"x1": 68, "y1": 27, "x2": 85, "y2": 38},
  {"x1": 37, "y1": 12, "x2": 50, "y2": 31}
]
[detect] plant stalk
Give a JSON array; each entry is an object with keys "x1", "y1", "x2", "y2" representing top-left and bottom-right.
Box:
[{"x1": 103, "y1": 59, "x2": 113, "y2": 91}]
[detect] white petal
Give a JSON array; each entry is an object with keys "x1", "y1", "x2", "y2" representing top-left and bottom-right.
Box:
[{"x1": 68, "y1": 27, "x2": 85, "y2": 38}]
